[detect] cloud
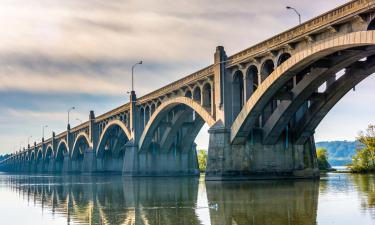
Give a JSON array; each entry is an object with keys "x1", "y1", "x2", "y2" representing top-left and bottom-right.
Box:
[{"x1": 1, "y1": 0, "x2": 369, "y2": 153}]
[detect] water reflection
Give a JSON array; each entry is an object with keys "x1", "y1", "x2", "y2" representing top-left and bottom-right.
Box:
[
  {"x1": 207, "y1": 180, "x2": 319, "y2": 225},
  {"x1": 351, "y1": 174, "x2": 375, "y2": 216},
  {"x1": 0, "y1": 175, "x2": 323, "y2": 225}
]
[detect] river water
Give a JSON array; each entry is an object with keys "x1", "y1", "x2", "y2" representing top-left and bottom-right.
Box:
[{"x1": 0, "y1": 173, "x2": 374, "y2": 225}]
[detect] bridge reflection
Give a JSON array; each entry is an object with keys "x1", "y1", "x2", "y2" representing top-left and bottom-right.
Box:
[{"x1": 5, "y1": 175, "x2": 319, "y2": 225}]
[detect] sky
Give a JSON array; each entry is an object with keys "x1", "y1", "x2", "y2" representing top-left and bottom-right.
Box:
[{"x1": 1, "y1": 0, "x2": 374, "y2": 154}]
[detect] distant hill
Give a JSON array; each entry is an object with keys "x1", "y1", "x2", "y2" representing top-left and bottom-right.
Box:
[{"x1": 315, "y1": 141, "x2": 357, "y2": 166}]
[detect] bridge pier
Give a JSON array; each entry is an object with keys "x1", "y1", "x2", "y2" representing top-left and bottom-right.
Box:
[
  {"x1": 123, "y1": 141, "x2": 199, "y2": 176},
  {"x1": 62, "y1": 154, "x2": 71, "y2": 173},
  {"x1": 82, "y1": 149, "x2": 95, "y2": 173},
  {"x1": 46, "y1": 159, "x2": 55, "y2": 173},
  {"x1": 206, "y1": 124, "x2": 319, "y2": 180}
]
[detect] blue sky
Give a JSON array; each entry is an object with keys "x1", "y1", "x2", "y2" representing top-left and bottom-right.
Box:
[{"x1": 1, "y1": 0, "x2": 374, "y2": 154}]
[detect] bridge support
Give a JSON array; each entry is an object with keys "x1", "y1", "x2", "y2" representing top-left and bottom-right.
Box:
[
  {"x1": 82, "y1": 149, "x2": 95, "y2": 173},
  {"x1": 122, "y1": 141, "x2": 138, "y2": 176},
  {"x1": 206, "y1": 124, "x2": 319, "y2": 180},
  {"x1": 123, "y1": 141, "x2": 199, "y2": 176}
]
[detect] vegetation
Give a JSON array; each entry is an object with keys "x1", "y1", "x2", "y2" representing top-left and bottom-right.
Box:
[
  {"x1": 197, "y1": 150, "x2": 207, "y2": 172},
  {"x1": 349, "y1": 125, "x2": 375, "y2": 173},
  {"x1": 316, "y1": 141, "x2": 357, "y2": 166},
  {"x1": 316, "y1": 148, "x2": 333, "y2": 171}
]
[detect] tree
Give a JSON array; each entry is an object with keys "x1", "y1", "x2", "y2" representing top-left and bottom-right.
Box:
[
  {"x1": 197, "y1": 150, "x2": 207, "y2": 172},
  {"x1": 316, "y1": 148, "x2": 331, "y2": 170},
  {"x1": 350, "y1": 125, "x2": 375, "y2": 172}
]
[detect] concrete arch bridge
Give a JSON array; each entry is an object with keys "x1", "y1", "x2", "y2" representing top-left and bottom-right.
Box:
[{"x1": 2, "y1": 0, "x2": 375, "y2": 180}]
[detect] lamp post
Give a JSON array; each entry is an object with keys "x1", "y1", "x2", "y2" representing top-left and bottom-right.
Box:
[
  {"x1": 42, "y1": 125, "x2": 48, "y2": 141},
  {"x1": 131, "y1": 61, "x2": 143, "y2": 92},
  {"x1": 27, "y1": 135, "x2": 32, "y2": 146},
  {"x1": 286, "y1": 6, "x2": 301, "y2": 25},
  {"x1": 19, "y1": 141, "x2": 23, "y2": 152},
  {"x1": 67, "y1": 106, "x2": 76, "y2": 127}
]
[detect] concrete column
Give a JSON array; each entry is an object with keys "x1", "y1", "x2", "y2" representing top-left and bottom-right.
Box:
[
  {"x1": 62, "y1": 153, "x2": 71, "y2": 173},
  {"x1": 49, "y1": 158, "x2": 55, "y2": 173},
  {"x1": 122, "y1": 141, "x2": 138, "y2": 176},
  {"x1": 67, "y1": 124, "x2": 73, "y2": 156},
  {"x1": 51, "y1": 132, "x2": 56, "y2": 155},
  {"x1": 129, "y1": 91, "x2": 138, "y2": 141},
  {"x1": 89, "y1": 110, "x2": 98, "y2": 150},
  {"x1": 82, "y1": 147, "x2": 95, "y2": 173},
  {"x1": 213, "y1": 46, "x2": 227, "y2": 125},
  {"x1": 205, "y1": 123, "x2": 232, "y2": 180}
]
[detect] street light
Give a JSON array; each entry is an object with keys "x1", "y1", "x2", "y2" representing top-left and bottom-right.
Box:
[
  {"x1": 19, "y1": 141, "x2": 23, "y2": 151},
  {"x1": 42, "y1": 125, "x2": 48, "y2": 141},
  {"x1": 67, "y1": 106, "x2": 76, "y2": 126},
  {"x1": 286, "y1": 6, "x2": 301, "y2": 25},
  {"x1": 131, "y1": 61, "x2": 143, "y2": 92},
  {"x1": 76, "y1": 118, "x2": 83, "y2": 124}
]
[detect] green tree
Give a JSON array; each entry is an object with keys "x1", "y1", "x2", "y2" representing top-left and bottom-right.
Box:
[
  {"x1": 350, "y1": 125, "x2": 375, "y2": 173},
  {"x1": 197, "y1": 150, "x2": 207, "y2": 172},
  {"x1": 316, "y1": 148, "x2": 331, "y2": 170}
]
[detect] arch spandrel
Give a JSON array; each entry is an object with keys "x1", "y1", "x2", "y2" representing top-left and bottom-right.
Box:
[
  {"x1": 56, "y1": 139, "x2": 68, "y2": 160},
  {"x1": 138, "y1": 96, "x2": 215, "y2": 152},
  {"x1": 44, "y1": 144, "x2": 54, "y2": 160},
  {"x1": 231, "y1": 31, "x2": 375, "y2": 143},
  {"x1": 294, "y1": 57, "x2": 375, "y2": 144},
  {"x1": 71, "y1": 132, "x2": 91, "y2": 158},
  {"x1": 96, "y1": 119, "x2": 131, "y2": 156}
]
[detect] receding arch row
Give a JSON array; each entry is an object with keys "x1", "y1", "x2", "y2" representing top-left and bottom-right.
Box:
[
  {"x1": 23, "y1": 120, "x2": 132, "y2": 164},
  {"x1": 231, "y1": 31, "x2": 375, "y2": 143},
  {"x1": 230, "y1": 52, "x2": 291, "y2": 123}
]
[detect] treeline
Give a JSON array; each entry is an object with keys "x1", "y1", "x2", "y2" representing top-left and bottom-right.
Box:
[
  {"x1": 349, "y1": 125, "x2": 375, "y2": 173},
  {"x1": 316, "y1": 148, "x2": 332, "y2": 171}
]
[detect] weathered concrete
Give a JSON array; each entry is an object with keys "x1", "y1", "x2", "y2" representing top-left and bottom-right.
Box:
[{"x1": 206, "y1": 124, "x2": 319, "y2": 180}]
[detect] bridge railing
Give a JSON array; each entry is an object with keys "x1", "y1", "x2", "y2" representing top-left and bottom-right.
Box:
[{"x1": 227, "y1": 0, "x2": 375, "y2": 65}]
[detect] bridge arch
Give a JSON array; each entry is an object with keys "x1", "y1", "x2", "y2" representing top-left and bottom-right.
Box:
[
  {"x1": 44, "y1": 145, "x2": 53, "y2": 161},
  {"x1": 184, "y1": 89, "x2": 192, "y2": 98},
  {"x1": 139, "y1": 96, "x2": 215, "y2": 153},
  {"x1": 294, "y1": 56, "x2": 375, "y2": 144},
  {"x1": 71, "y1": 132, "x2": 91, "y2": 160},
  {"x1": 245, "y1": 65, "x2": 259, "y2": 101},
  {"x1": 193, "y1": 86, "x2": 202, "y2": 104},
  {"x1": 36, "y1": 148, "x2": 43, "y2": 162},
  {"x1": 368, "y1": 17, "x2": 375, "y2": 30},
  {"x1": 71, "y1": 133, "x2": 90, "y2": 172},
  {"x1": 260, "y1": 58, "x2": 275, "y2": 81},
  {"x1": 30, "y1": 151, "x2": 35, "y2": 162},
  {"x1": 97, "y1": 120, "x2": 131, "y2": 156},
  {"x1": 277, "y1": 52, "x2": 292, "y2": 66},
  {"x1": 55, "y1": 140, "x2": 68, "y2": 172},
  {"x1": 96, "y1": 119, "x2": 131, "y2": 172},
  {"x1": 231, "y1": 31, "x2": 375, "y2": 143},
  {"x1": 232, "y1": 70, "x2": 245, "y2": 122},
  {"x1": 56, "y1": 140, "x2": 68, "y2": 159},
  {"x1": 202, "y1": 82, "x2": 212, "y2": 110}
]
